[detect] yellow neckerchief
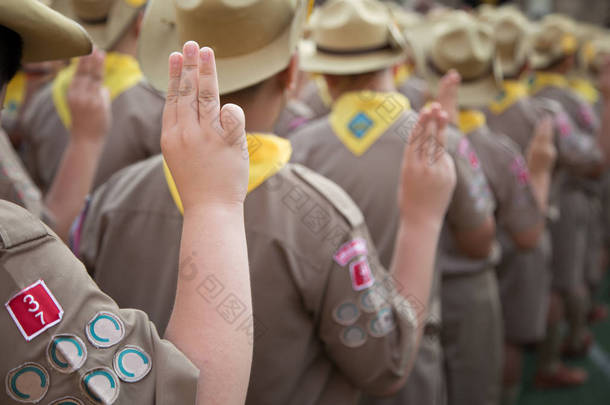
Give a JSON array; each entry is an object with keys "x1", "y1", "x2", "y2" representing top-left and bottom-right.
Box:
[
  {"x1": 312, "y1": 74, "x2": 333, "y2": 108},
  {"x1": 394, "y1": 64, "x2": 413, "y2": 87},
  {"x1": 528, "y1": 71, "x2": 569, "y2": 96},
  {"x1": 163, "y1": 134, "x2": 292, "y2": 214},
  {"x1": 2, "y1": 71, "x2": 26, "y2": 113},
  {"x1": 330, "y1": 91, "x2": 411, "y2": 157},
  {"x1": 458, "y1": 110, "x2": 486, "y2": 135},
  {"x1": 488, "y1": 80, "x2": 529, "y2": 115},
  {"x1": 52, "y1": 52, "x2": 143, "y2": 128},
  {"x1": 569, "y1": 77, "x2": 599, "y2": 105}
]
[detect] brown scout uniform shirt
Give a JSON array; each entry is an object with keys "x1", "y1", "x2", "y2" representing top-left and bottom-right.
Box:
[
  {"x1": 74, "y1": 157, "x2": 419, "y2": 405},
  {"x1": 0, "y1": 200, "x2": 197, "y2": 404},
  {"x1": 0, "y1": 128, "x2": 46, "y2": 220},
  {"x1": 20, "y1": 80, "x2": 164, "y2": 193},
  {"x1": 396, "y1": 76, "x2": 428, "y2": 112}
]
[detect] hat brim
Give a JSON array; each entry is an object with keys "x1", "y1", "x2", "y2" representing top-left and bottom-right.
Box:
[
  {"x1": 0, "y1": 0, "x2": 92, "y2": 63},
  {"x1": 138, "y1": 0, "x2": 306, "y2": 95},
  {"x1": 53, "y1": 0, "x2": 141, "y2": 51},
  {"x1": 298, "y1": 40, "x2": 406, "y2": 75}
]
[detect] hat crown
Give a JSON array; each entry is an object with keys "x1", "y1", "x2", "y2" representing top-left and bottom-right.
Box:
[
  {"x1": 71, "y1": 0, "x2": 114, "y2": 21},
  {"x1": 431, "y1": 13, "x2": 494, "y2": 80},
  {"x1": 174, "y1": 0, "x2": 296, "y2": 58},
  {"x1": 310, "y1": 0, "x2": 393, "y2": 51}
]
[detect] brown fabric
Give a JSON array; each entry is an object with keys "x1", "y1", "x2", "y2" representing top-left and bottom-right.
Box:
[
  {"x1": 274, "y1": 99, "x2": 317, "y2": 138},
  {"x1": 397, "y1": 76, "x2": 428, "y2": 112},
  {"x1": 0, "y1": 128, "x2": 45, "y2": 220},
  {"x1": 75, "y1": 156, "x2": 419, "y2": 404},
  {"x1": 20, "y1": 80, "x2": 164, "y2": 193},
  {"x1": 290, "y1": 112, "x2": 494, "y2": 267},
  {"x1": 0, "y1": 200, "x2": 198, "y2": 405}
]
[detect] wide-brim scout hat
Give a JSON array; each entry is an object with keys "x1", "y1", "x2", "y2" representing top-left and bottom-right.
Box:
[
  {"x1": 299, "y1": 0, "x2": 407, "y2": 75},
  {"x1": 409, "y1": 10, "x2": 502, "y2": 108},
  {"x1": 0, "y1": 0, "x2": 92, "y2": 63},
  {"x1": 581, "y1": 34, "x2": 610, "y2": 83},
  {"x1": 387, "y1": 3, "x2": 421, "y2": 63},
  {"x1": 139, "y1": 0, "x2": 308, "y2": 95},
  {"x1": 529, "y1": 14, "x2": 578, "y2": 70},
  {"x1": 52, "y1": 0, "x2": 146, "y2": 51},
  {"x1": 492, "y1": 6, "x2": 532, "y2": 78}
]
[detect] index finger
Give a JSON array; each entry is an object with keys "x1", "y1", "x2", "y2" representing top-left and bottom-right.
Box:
[{"x1": 198, "y1": 47, "x2": 221, "y2": 126}]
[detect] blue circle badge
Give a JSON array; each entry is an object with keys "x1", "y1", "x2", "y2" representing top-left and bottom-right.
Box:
[
  {"x1": 340, "y1": 325, "x2": 367, "y2": 348},
  {"x1": 113, "y1": 345, "x2": 152, "y2": 383},
  {"x1": 5, "y1": 362, "x2": 49, "y2": 403},
  {"x1": 48, "y1": 396, "x2": 85, "y2": 405},
  {"x1": 47, "y1": 334, "x2": 87, "y2": 373},
  {"x1": 80, "y1": 367, "x2": 120, "y2": 404},
  {"x1": 85, "y1": 312, "x2": 125, "y2": 348}
]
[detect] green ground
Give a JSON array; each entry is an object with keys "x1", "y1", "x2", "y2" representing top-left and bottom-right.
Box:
[{"x1": 518, "y1": 277, "x2": 610, "y2": 405}]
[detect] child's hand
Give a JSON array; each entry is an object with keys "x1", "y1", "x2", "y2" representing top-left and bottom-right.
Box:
[{"x1": 161, "y1": 41, "x2": 249, "y2": 211}]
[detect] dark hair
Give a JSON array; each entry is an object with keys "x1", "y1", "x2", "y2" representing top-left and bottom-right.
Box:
[{"x1": 0, "y1": 24, "x2": 23, "y2": 86}]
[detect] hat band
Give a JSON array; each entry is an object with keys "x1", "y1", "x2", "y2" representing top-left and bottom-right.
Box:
[
  {"x1": 78, "y1": 16, "x2": 109, "y2": 25},
  {"x1": 427, "y1": 58, "x2": 494, "y2": 84},
  {"x1": 316, "y1": 43, "x2": 393, "y2": 56}
]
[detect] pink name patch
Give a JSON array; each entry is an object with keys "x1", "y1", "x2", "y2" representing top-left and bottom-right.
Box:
[
  {"x1": 555, "y1": 113, "x2": 572, "y2": 138},
  {"x1": 5, "y1": 280, "x2": 63, "y2": 341},
  {"x1": 349, "y1": 257, "x2": 375, "y2": 291},
  {"x1": 334, "y1": 238, "x2": 368, "y2": 266},
  {"x1": 458, "y1": 137, "x2": 480, "y2": 169},
  {"x1": 511, "y1": 157, "x2": 530, "y2": 186}
]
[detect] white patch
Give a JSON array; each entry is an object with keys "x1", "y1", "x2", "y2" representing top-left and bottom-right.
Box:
[
  {"x1": 85, "y1": 312, "x2": 125, "y2": 349},
  {"x1": 113, "y1": 345, "x2": 152, "y2": 383},
  {"x1": 80, "y1": 367, "x2": 120, "y2": 405},
  {"x1": 47, "y1": 334, "x2": 88, "y2": 374}
]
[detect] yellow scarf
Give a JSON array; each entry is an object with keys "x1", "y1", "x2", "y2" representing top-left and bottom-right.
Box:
[
  {"x1": 488, "y1": 80, "x2": 529, "y2": 115},
  {"x1": 458, "y1": 110, "x2": 486, "y2": 135},
  {"x1": 528, "y1": 72, "x2": 569, "y2": 96},
  {"x1": 52, "y1": 52, "x2": 143, "y2": 128},
  {"x1": 330, "y1": 91, "x2": 411, "y2": 156},
  {"x1": 393, "y1": 64, "x2": 413, "y2": 87},
  {"x1": 569, "y1": 77, "x2": 599, "y2": 105},
  {"x1": 163, "y1": 134, "x2": 292, "y2": 214},
  {"x1": 3, "y1": 71, "x2": 26, "y2": 114},
  {"x1": 312, "y1": 74, "x2": 333, "y2": 108}
]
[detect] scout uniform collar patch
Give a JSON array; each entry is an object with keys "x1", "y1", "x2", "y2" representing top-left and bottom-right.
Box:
[
  {"x1": 488, "y1": 80, "x2": 529, "y2": 115},
  {"x1": 2, "y1": 71, "x2": 26, "y2": 118},
  {"x1": 458, "y1": 109, "x2": 487, "y2": 135},
  {"x1": 52, "y1": 52, "x2": 143, "y2": 129},
  {"x1": 164, "y1": 134, "x2": 292, "y2": 214},
  {"x1": 528, "y1": 72, "x2": 569, "y2": 96},
  {"x1": 329, "y1": 91, "x2": 411, "y2": 157},
  {"x1": 569, "y1": 77, "x2": 599, "y2": 105}
]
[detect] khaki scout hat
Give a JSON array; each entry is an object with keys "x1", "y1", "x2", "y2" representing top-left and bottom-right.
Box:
[
  {"x1": 529, "y1": 14, "x2": 579, "y2": 70},
  {"x1": 139, "y1": 0, "x2": 308, "y2": 95},
  {"x1": 409, "y1": 10, "x2": 501, "y2": 108},
  {"x1": 299, "y1": 0, "x2": 407, "y2": 75},
  {"x1": 491, "y1": 6, "x2": 532, "y2": 77},
  {"x1": 52, "y1": 0, "x2": 146, "y2": 51},
  {"x1": 581, "y1": 34, "x2": 610, "y2": 82},
  {"x1": 0, "y1": 0, "x2": 92, "y2": 63}
]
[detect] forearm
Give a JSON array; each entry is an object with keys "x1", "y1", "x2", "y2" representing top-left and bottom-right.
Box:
[
  {"x1": 44, "y1": 137, "x2": 104, "y2": 240},
  {"x1": 165, "y1": 204, "x2": 252, "y2": 405},
  {"x1": 528, "y1": 171, "x2": 551, "y2": 214},
  {"x1": 390, "y1": 214, "x2": 442, "y2": 354}
]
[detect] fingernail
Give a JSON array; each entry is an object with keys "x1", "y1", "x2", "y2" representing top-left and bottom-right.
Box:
[
  {"x1": 170, "y1": 53, "x2": 181, "y2": 68},
  {"x1": 185, "y1": 41, "x2": 198, "y2": 57},
  {"x1": 200, "y1": 47, "x2": 211, "y2": 63}
]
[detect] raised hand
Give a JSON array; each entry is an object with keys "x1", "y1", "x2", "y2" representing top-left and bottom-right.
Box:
[
  {"x1": 399, "y1": 103, "x2": 457, "y2": 222},
  {"x1": 67, "y1": 48, "x2": 110, "y2": 142},
  {"x1": 436, "y1": 69, "x2": 461, "y2": 126},
  {"x1": 161, "y1": 41, "x2": 249, "y2": 212},
  {"x1": 527, "y1": 115, "x2": 557, "y2": 175}
]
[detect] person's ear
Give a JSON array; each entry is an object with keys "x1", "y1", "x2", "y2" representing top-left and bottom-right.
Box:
[
  {"x1": 134, "y1": 10, "x2": 145, "y2": 38},
  {"x1": 279, "y1": 54, "x2": 299, "y2": 93}
]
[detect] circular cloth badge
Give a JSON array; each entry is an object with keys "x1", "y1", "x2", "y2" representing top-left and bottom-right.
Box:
[
  {"x1": 48, "y1": 396, "x2": 85, "y2": 405},
  {"x1": 47, "y1": 334, "x2": 87, "y2": 374},
  {"x1": 368, "y1": 308, "x2": 396, "y2": 338},
  {"x1": 85, "y1": 312, "x2": 125, "y2": 348},
  {"x1": 333, "y1": 301, "x2": 360, "y2": 326},
  {"x1": 113, "y1": 345, "x2": 152, "y2": 383},
  {"x1": 80, "y1": 367, "x2": 120, "y2": 404},
  {"x1": 5, "y1": 362, "x2": 49, "y2": 403},
  {"x1": 340, "y1": 325, "x2": 367, "y2": 348},
  {"x1": 359, "y1": 289, "x2": 386, "y2": 313}
]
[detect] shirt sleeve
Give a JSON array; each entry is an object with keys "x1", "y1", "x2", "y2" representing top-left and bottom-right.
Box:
[
  {"x1": 0, "y1": 202, "x2": 198, "y2": 405},
  {"x1": 316, "y1": 224, "x2": 419, "y2": 396}
]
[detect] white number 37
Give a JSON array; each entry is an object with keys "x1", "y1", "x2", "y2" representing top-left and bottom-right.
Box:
[{"x1": 23, "y1": 294, "x2": 45, "y2": 325}]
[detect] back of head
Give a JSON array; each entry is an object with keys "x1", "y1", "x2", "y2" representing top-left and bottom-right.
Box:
[
  {"x1": 0, "y1": 25, "x2": 23, "y2": 86},
  {"x1": 139, "y1": 0, "x2": 308, "y2": 95},
  {"x1": 529, "y1": 14, "x2": 578, "y2": 71}
]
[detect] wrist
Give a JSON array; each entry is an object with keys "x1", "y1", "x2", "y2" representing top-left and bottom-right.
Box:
[
  {"x1": 399, "y1": 209, "x2": 444, "y2": 233},
  {"x1": 182, "y1": 200, "x2": 244, "y2": 219}
]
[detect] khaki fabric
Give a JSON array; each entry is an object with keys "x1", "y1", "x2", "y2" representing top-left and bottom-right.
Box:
[
  {"x1": 21, "y1": 80, "x2": 164, "y2": 193},
  {"x1": 75, "y1": 156, "x2": 419, "y2": 404},
  {"x1": 275, "y1": 99, "x2": 318, "y2": 138},
  {"x1": 0, "y1": 200, "x2": 198, "y2": 405},
  {"x1": 441, "y1": 269, "x2": 503, "y2": 405},
  {"x1": 0, "y1": 128, "x2": 45, "y2": 220},
  {"x1": 397, "y1": 76, "x2": 428, "y2": 112}
]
